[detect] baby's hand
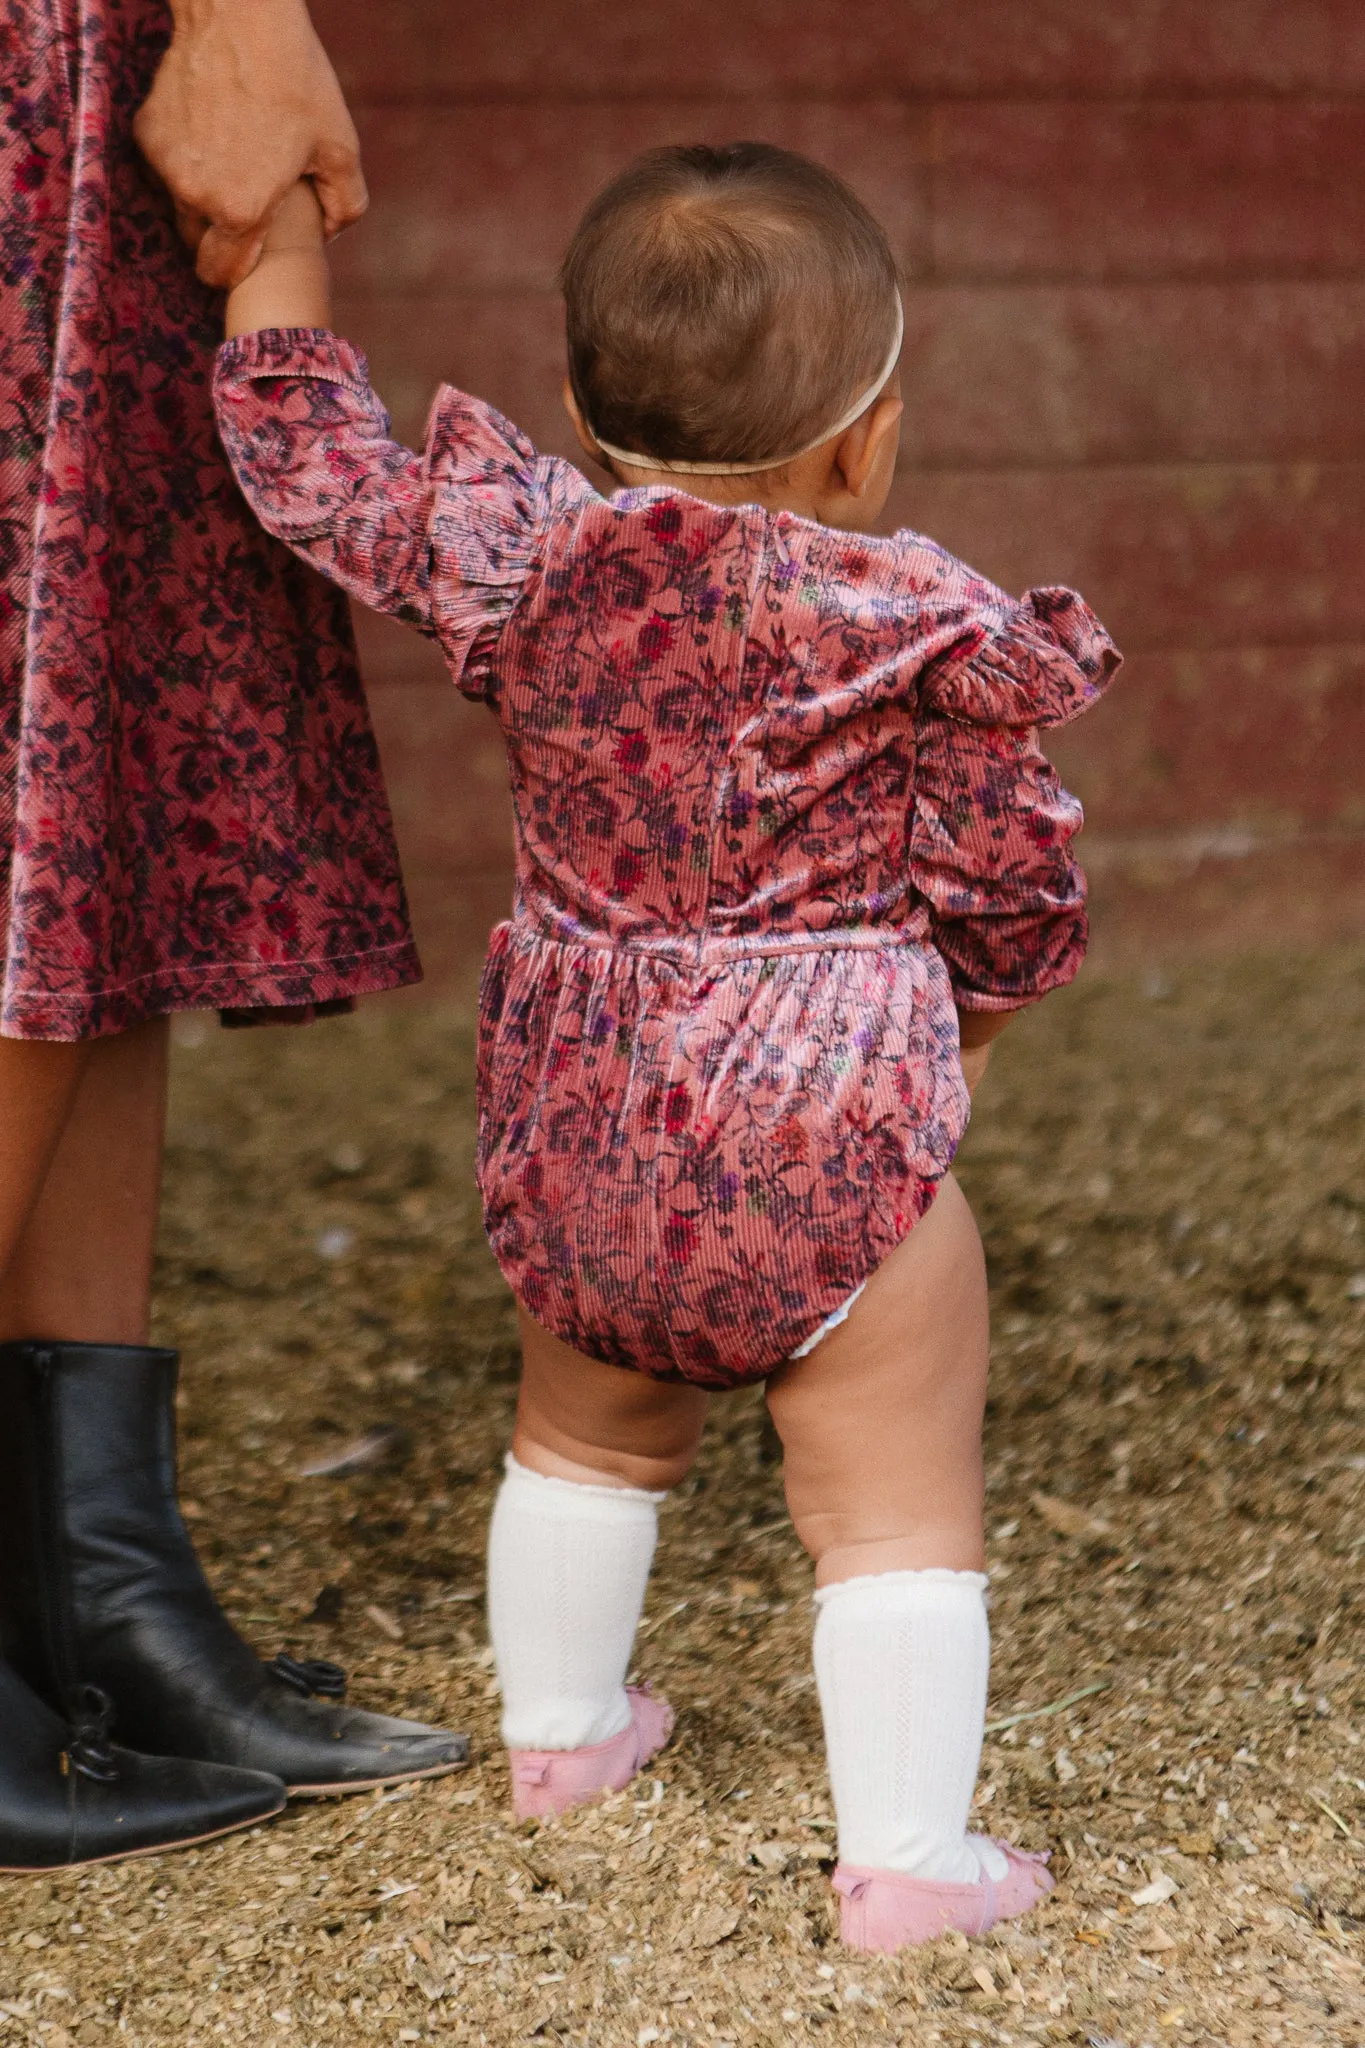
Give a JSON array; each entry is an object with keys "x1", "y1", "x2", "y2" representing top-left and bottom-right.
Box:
[
  {"x1": 261, "y1": 179, "x2": 327, "y2": 255},
  {"x1": 225, "y1": 180, "x2": 330, "y2": 339},
  {"x1": 960, "y1": 1042, "x2": 992, "y2": 1097},
  {"x1": 956, "y1": 1005, "x2": 1021, "y2": 1099}
]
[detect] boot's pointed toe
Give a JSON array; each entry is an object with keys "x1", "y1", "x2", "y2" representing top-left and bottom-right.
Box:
[
  {"x1": 0, "y1": 1663, "x2": 284, "y2": 1872},
  {"x1": 229, "y1": 1663, "x2": 469, "y2": 1791},
  {"x1": 73, "y1": 1750, "x2": 287, "y2": 1863},
  {"x1": 0, "y1": 1343, "x2": 470, "y2": 1796},
  {"x1": 259, "y1": 1704, "x2": 469, "y2": 1797}
]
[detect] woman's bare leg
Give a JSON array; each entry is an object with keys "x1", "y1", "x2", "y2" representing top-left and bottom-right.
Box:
[
  {"x1": 0, "y1": 1018, "x2": 168, "y2": 1344},
  {"x1": 0, "y1": 1035, "x2": 91, "y2": 1287},
  {"x1": 765, "y1": 1172, "x2": 989, "y2": 1584}
]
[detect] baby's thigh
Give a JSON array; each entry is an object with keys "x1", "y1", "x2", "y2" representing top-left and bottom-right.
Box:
[
  {"x1": 514, "y1": 1306, "x2": 709, "y2": 1491},
  {"x1": 765, "y1": 1173, "x2": 989, "y2": 1579}
]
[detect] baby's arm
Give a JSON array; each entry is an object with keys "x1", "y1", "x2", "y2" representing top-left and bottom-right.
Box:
[
  {"x1": 955, "y1": 1008, "x2": 1017, "y2": 1095},
  {"x1": 900, "y1": 548, "x2": 1120, "y2": 1092},
  {"x1": 225, "y1": 180, "x2": 331, "y2": 337},
  {"x1": 215, "y1": 175, "x2": 602, "y2": 686},
  {"x1": 215, "y1": 193, "x2": 449, "y2": 641},
  {"x1": 910, "y1": 708, "x2": 1088, "y2": 1091},
  {"x1": 214, "y1": 234, "x2": 553, "y2": 681}
]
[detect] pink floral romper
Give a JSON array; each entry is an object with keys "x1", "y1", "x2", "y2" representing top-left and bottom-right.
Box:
[{"x1": 215, "y1": 330, "x2": 1120, "y2": 1387}]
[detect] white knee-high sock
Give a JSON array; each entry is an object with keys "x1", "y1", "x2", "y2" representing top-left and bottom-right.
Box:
[
  {"x1": 813, "y1": 1568, "x2": 1007, "y2": 1884},
  {"x1": 487, "y1": 1453, "x2": 664, "y2": 1751}
]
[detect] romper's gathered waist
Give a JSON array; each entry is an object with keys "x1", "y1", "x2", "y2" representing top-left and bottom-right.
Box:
[
  {"x1": 502, "y1": 915, "x2": 927, "y2": 971},
  {"x1": 476, "y1": 907, "x2": 968, "y2": 1388}
]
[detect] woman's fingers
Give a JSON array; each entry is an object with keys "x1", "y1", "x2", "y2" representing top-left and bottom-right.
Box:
[
  {"x1": 313, "y1": 163, "x2": 369, "y2": 242},
  {"x1": 196, "y1": 223, "x2": 270, "y2": 293},
  {"x1": 172, "y1": 203, "x2": 210, "y2": 257},
  {"x1": 130, "y1": 0, "x2": 366, "y2": 277},
  {"x1": 309, "y1": 128, "x2": 369, "y2": 242}
]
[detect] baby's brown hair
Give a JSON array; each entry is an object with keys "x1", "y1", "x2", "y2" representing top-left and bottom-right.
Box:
[{"x1": 562, "y1": 142, "x2": 900, "y2": 470}]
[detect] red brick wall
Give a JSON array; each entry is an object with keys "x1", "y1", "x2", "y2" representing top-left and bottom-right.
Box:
[{"x1": 315, "y1": 0, "x2": 1365, "y2": 981}]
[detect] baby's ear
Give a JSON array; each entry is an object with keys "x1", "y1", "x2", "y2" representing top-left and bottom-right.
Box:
[
  {"x1": 562, "y1": 380, "x2": 606, "y2": 465},
  {"x1": 842, "y1": 393, "x2": 904, "y2": 500}
]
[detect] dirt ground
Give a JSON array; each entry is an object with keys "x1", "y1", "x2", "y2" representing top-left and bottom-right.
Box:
[{"x1": 1, "y1": 952, "x2": 1363, "y2": 2048}]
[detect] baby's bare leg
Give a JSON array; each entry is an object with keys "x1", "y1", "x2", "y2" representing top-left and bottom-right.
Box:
[
  {"x1": 765, "y1": 1172, "x2": 988, "y2": 1584},
  {"x1": 489, "y1": 1313, "x2": 707, "y2": 1775},
  {"x1": 765, "y1": 1176, "x2": 1017, "y2": 1898},
  {"x1": 513, "y1": 1308, "x2": 709, "y2": 1491}
]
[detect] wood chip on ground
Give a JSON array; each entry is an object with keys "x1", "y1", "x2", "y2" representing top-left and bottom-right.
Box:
[{"x1": 2, "y1": 954, "x2": 1362, "y2": 2046}]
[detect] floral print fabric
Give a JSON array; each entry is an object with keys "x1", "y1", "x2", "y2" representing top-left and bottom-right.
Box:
[
  {"x1": 0, "y1": 0, "x2": 419, "y2": 1040},
  {"x1": 215, "y1": 329, "x2": 1120, "y2": 1384}
]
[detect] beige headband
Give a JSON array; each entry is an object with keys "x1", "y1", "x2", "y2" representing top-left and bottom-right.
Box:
[{"x1": 590, "y1": 298, "x2": 904, "y2": 477}]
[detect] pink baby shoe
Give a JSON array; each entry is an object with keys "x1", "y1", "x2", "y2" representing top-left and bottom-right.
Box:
[
  {"x1": 833, "y1": 1840, "x2": 1054, "y2": 1951},
  {"x1": 508, "y1": 1686, "x2": 675, "y2": 1821}
]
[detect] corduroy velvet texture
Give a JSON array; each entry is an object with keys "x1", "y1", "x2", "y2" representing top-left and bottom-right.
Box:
[
  {"x1": 215, "y1": 331, "x2": 1119, "y2": 1382},
  {"x1": 0, "y1": 3, "x2": 418, "y2": 1039}
]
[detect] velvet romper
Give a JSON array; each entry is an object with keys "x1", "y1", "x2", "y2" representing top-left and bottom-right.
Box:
[
  {"x1": 0, "y1": 1, "x2": 418, "y2": 1039},
  {"x1": 215, "y1": 329, "x2": 1120, "y2": 1386}
]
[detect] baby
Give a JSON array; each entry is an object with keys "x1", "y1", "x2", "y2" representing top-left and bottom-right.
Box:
[{"x1": 215, "y1": 143, "x2": 1119, "y2": 1952}]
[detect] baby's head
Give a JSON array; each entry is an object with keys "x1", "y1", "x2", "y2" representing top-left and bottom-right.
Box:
[{"x1": 561, "y1": 143, "x2": 903, "y2": 527}]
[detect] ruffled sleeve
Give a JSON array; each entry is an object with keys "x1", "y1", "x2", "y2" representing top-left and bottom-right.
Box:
[
  {"x1": 894, "y1": 535, "x2": 1121, "y2": 1009},
  {"x1": 213, "y1": 328, "x2": 561, "y2": 696},
  {"x1": 909, "y1": 713, "x2": 1091, "y2": 1010},
  {"x1": 924, "y1": 584, "x2": 1121, "y2": 730},
  {"x1": 886, "y1": 531, "x2": 1120, "y2": 729}
]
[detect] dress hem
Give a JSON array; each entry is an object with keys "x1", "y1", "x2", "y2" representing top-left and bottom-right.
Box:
[{"x1": 0, "y1": 941, "x2": 423, "y2": 1043}]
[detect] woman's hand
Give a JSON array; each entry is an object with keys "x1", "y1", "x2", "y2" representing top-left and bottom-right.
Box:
[{"x1": 134, "y1": 0, "x2": 367, "y2": 291}]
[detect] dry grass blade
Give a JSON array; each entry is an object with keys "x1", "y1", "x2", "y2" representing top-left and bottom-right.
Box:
[
  {"x1": 637, "y1": 1597, "x2": 689, "y2": 1638},
  {"x1": 298, "y1": 1424, "x2": 411, "y2": 1477},
  {"x1": 984, "y1": 1679, "x2": 1109, "y2": 1733},
  {"x1": 1305, "y1": 1790, "x2": 1362, "y2": 1844}
]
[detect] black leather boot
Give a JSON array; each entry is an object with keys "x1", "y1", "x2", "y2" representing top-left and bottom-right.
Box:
[
  {"x1": 0, "y1": 1342, "x2": 469, "y2": 1795},
  {"x1": 0, "y1": 1658, "x2": 284, "y2": 1869}
]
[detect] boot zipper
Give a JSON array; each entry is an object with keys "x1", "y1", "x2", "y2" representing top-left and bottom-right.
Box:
[{"x1": 31, "y1": 1347, "x2": 83, "y2": 1705}]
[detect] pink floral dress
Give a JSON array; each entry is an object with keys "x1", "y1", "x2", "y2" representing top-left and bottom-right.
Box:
[
  {"x1": 215, "y1": 329, "x2": 1120, "y2": 1386},
  {"x1": 0, "y1": 1, "x2": 418, "y2": 1039}
]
